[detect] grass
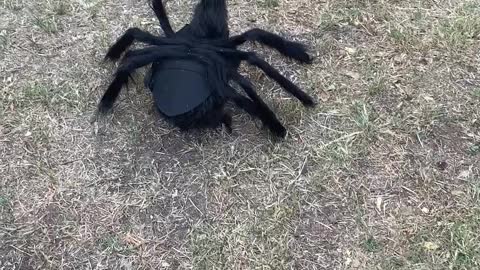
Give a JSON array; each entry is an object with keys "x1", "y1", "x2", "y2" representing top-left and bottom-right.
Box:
[
  {"x1": 1, "y1": 0, "x2": 24, "y2": 10},
  {"x1": 0, "y1": 196, "x2": 8, "y2": 207},
  {"x1": 362, "y1": 236, "x2": 382, "y2": 253},
  {"x1": 473, "y1": 88, "x2": 480, "y2": 98},
  {"x1": 435, "y1": 3, "x2": 480, "y2": 49},
  {"x1": 367, "y1": 76, "x2": 387, "y2": 96},
  {"x1": 33, "y1": 15, "x2": 60, "y2": 34},
  {"x1": 259, "y1": 0, "x2": 279, "y2": 8},
  {"x1": 468, "y1": 143, "x2": 480, "y2": 156},
  {"x1": 1, "y1": 0, "x2": 479, "y2": 269},
  {"x1": 405, "y1": 214, "x2": 480, "y2": 269}
]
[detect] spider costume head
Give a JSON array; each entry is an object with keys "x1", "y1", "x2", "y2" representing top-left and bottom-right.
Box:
[{"x1": 98, "y1": 0, "x2": 316, "y2": 138}]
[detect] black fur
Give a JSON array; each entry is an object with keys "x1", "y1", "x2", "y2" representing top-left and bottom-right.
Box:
[{"x1": 97, "y1": 0, "x2": 315, "y2": 138}]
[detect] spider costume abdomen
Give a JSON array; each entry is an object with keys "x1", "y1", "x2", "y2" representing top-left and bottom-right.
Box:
[
  {"x1": 147, "y1": 60, "x2": 212, "y2": 117},
  {"x1": 144, "y1": 56, "x2": 228, "y2": 131}
]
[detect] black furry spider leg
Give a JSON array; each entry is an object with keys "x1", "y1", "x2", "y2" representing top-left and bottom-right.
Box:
[
  {"x1": 231, "y1": 51, "x2": 316, "y2": 107},
  {"x1": 121, "y1": 45, "x2": 182, "y2": 60},
  {"x1": 226, "y1": 86, "x2": 286, "y2": 138},
  {"x1": 150, "y1": 0, "x2": 175, "y2": 37},
  {"x1": 222, "y1": 113, "x2": 233, "y2": 133},
  {"x1": 104, "y1": 28, "x2": 172, "y2": 61},
  {"x1": 230, "y1": 73, "x2": 287, "y2": 137},
  {"x1": 230, "y1": 28, "x2": 312, "y2": 63},
  {"x1": 98, "y1": 48, "x2": 184, "y2": 113},
  {"x1": 190, "y1": 0, "x2": 229, "y2": 39}
]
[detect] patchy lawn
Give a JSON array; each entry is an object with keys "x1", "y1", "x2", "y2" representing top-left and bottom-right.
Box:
[{"x1": 1, "y1": 0, "x2": 479, "y2": 269}]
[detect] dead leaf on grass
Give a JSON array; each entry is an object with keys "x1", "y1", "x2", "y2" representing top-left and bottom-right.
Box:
[
  {"x1": 343, "y1": 70, "x2": 360, "y2": 80},
  {"x1": 423, "y1": 242, "x2": 440, "y2": 251}
]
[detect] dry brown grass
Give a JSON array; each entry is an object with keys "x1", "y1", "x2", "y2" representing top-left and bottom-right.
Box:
[{"x1": 1, "y1": 0, "x2": 479, "y2": 269}]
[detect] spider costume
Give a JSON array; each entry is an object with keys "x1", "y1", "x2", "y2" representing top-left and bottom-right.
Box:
[{"x1": 98, "y1": 0, "x2": 316, "y2": 138}]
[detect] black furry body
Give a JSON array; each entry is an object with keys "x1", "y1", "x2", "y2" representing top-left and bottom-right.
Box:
[{"x1": 98, "y1": 0, "x2": 315, "y2": 138}]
